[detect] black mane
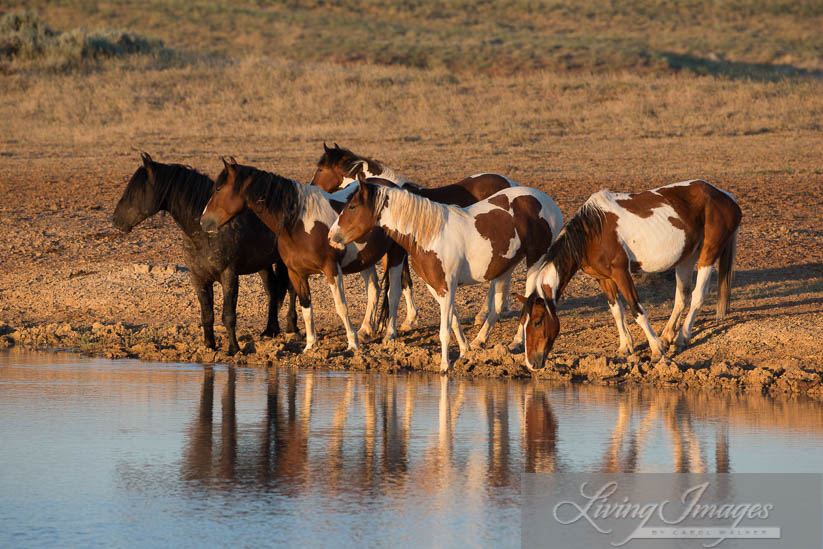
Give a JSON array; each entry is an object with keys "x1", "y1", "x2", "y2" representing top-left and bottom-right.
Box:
[
  {"x1": 319, "y1": 145, "x2": 384, "y2": 178},
  {"x1": 124, "y1": 161, "x2": 214, "y2": 222},
  {"x1": 542, "y1": 201, "x2": 606, "y2": 295},
  {"x1": 220, "y1": 164, "x2": 302, "y2": 230}
]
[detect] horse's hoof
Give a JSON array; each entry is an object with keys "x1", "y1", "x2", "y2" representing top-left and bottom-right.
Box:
[
  {"x1": 284, "y1": 322, "x2": 299, "y2": 334},
  {"x1": 227, "y1": 345, "x2": 239, "y2": 356},
  {"x1": 618, "y1": 346, "x2": 633, "y2": 357},
  {"x1": 439, "y1": 364, "x2": 451, "y2": 374},
  {"x1": 260, "y1": 329, "x2": 279, "y2": 339},
  {"x1": 400, "y1": 319, "x2": 418, "y2": 331},
  {"x1": 473, "y1": 315, "x2": 487, "y2": 327},
  {"x1": 470, "y1": 338, "x2": 485, "y2": 349}
]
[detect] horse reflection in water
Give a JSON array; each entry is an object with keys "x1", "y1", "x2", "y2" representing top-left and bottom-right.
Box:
[{"x1": 180, "y1": 371, "x2": 734, "y2": 498}]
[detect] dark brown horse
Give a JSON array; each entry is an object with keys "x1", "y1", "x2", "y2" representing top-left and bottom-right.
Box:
[
  {"x1": 200, "y1": 158, "x2": 407, "y2": 350},
  {"x1": 518, "y1": 179, "x2": 742, "y2": 370},
  {"x1": 113, "y1": 153, "x2": 296, "y2": 354}
]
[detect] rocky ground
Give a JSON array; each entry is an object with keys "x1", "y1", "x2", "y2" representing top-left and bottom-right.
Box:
[{"x1": 1, "y1": 140, "x2": 822, "y2": 400}]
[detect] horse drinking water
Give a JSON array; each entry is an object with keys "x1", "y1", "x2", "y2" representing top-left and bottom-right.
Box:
[
  {"x1": 112, "y1": 153, "x2": 296, "y2": 354},
  {"x1": 329, "y1": 176, "x2": 563, "y2": 372},
  {"x1": 517, "y1": 179, "x2": 742, "y2": 370}
]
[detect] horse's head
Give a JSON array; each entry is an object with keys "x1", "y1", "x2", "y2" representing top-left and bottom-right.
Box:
[
  {"x1": 328, "y1": 174, "x2": 380, "y2": 249},
  {"x1": 309, "y1": 142, "x2": 362, "y2": 192},
  {"x1": 515, "y1": 292, "x2": 560, "y2": 371},
  {"x1": 113, "y1": 152, "x2": 163, "y2": 233},
  {"x1": 200, "y1": 157, "x2": 248, "y2": 233}
]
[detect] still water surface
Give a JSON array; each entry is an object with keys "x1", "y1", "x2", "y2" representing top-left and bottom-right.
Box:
[{"x1": 2, "y1": 350, "x2": 822, "y2": 548}]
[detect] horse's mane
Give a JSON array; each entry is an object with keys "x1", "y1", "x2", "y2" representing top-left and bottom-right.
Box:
[
  {"x1": 542, "y1": 197, "x2": 606, "y2": 285},
  {"x1": 222, "y1": 164, "x2": 331, "y2": 229},
  {"x1": 371, "y1": 184, "x2": 455, "y2": 249},
  {"x1": 128, "y1": 161, "x2": 214, "y2": 219},
  {"x1": 322, "y1": 145, "x2": 412, "y2": 186}
]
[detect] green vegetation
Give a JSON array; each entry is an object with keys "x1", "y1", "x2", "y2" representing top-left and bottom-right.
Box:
[
  {"x1": 2, "y1": 0, "x2": 821, "y2": 77},
  {"x1": 0, "y1": 10, "x2": 174, "y2": 72}
]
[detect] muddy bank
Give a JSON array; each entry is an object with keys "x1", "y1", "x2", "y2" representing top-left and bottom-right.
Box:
[{"x1": 2, "y1": 319, "x2": 821, "y2": 400}]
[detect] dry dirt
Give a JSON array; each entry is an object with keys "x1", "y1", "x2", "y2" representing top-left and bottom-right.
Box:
[{"x1": 0, "y1": 135, "x2": 821, "y2": 400}]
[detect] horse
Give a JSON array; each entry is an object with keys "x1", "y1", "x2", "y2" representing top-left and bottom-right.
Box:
[
  {"x1": 310, "y1": 142, "x2": 523, "y2": 325},
  {"x1": 329, "y1": 176, "x2": 563, "y2": 372},
  {"x1": 199, "y1": 158, "x2": 407, "y2": 351},
  {"x1": 112, "y1": 152, "x2": 296, "y2": 355},
  {"x1": 517, "y1": 179, "x2": 742, "y2": 370}
]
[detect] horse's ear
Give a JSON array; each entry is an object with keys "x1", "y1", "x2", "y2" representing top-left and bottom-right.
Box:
[
  {"x1": 513, "y1": 292, "x2": 528, "y2": 305},
  {"x1": 334, "y1": 142, "x2": 340, "y2": 150},
  {"x1": 221, "y1": 156, "x2": 236, "y2": 174},
  {"x1": 228, "y1": 156, "x2": 237, "y2": 165},
  {"x1": 141, "y1": 151, "x2": 153, "y2": 168},
  {"x1": 357, "y1": 171, "x2": 368, "y2": 186},
  {"x1": 323, "y1": 141, "x2": 331, "y2": 154}
]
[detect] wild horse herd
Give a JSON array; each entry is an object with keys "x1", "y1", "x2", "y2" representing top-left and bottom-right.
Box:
[{"x1": 113, "y1": 144, "x2": 742, "y2": 372}]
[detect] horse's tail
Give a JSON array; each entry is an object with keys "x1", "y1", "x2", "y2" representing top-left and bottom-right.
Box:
[{"x1": 716, "y1": 228, "x2": 738, "y2": 320}]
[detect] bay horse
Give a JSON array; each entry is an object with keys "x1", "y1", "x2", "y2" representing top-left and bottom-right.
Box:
[
  {"x1": 113, "y1": 152, "x2": 296, "y2": 354},
  {"x1": 311, "y1": 142, "x2": 523, "y2": 325},
  {"x1": 517, "y1": 179, "x2": 742, "y2": 370},
  {"x1": 329, "y1": 176, "x2": 563, "y2": 372},
  {"x1": 200, "y1": 158, "x2": 405, "y2": 351}
]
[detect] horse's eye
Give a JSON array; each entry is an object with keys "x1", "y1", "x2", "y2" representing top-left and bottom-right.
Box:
[
  {"x1": 349, "y1": 204, "x2": 357, "y2": 210},
  {"x1": 534, "y1": 319, "x2": 543, "y2": 327}
]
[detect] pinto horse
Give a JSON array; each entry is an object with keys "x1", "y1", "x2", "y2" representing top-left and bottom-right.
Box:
[
  {"x1": 200, "y1": 158, "x2": 405, "y2": 351},
  {"x1": 311, "y1": 142, "x2": 522, "y2": 324},
  {"x1": 113, "y1": 153, "x2": 296, "y2": 354},
  {"x1": 329, "y1": 177, "x2": 563, "y2": 372},
  {"x1": 518, "y1": 180, "x2": 742, "y2": 370}
]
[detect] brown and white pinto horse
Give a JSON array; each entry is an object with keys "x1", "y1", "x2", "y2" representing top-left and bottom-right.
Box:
[
  {"x1": 518, "y1": 179, "x2": 742, "y2": 370},
  {"x1": 329, "y1": 177, "x2": 563, "y2": 372},
  {"x1": 200, "y1": 158, "x2": 405, "y2": 352},
  {"x1": 311, "y1": 142, "x2": 522, "y2": 324}
]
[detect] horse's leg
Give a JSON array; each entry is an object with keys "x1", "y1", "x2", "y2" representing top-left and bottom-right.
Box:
[
  {"x1": 437, "y1": 284, "x2": 458, "y2": 372},
  {"x1": 289, "y1": 271, "x2": 315, "y2": 352},
  {"x1": 499, "y1": 274, "x2": 512, "y2": 316},
  {"x1": 473, "y1": 284, "x2": 490, "y2": 326},
  {"x1": 327, "y1": 263, "x2": 359, "y2": 351},
  {"x1": 660, "y1": 260, "x2": 695, "y2": 350},
  {"x1": 384, "y1": 259, "x2": 404, "y2": 341},
  {"x1": 675, "y1": 264, "x2": 714, "y2": 351},
  {"x1": 193, "y1": 274, "x2": 216, "y2": 350},
  {"x1": 472, "y1": 268, "x2": 512, "y2": 348},
  {"x1": 258, "y1": 266, "x2": 283, "y2": 339},
  {"x1": 598, "y1": 278, "x2": 634, "y2": 356},
  {"x1": 357, "y1": 266, "x2": 379, "y2": 340},
  {"x1": 400, "y1": 256, "x2": 418, "y2": 330},
  {"x1": 450, "y1": 303, "x2": 470, "y2": 357},
  {"x1": 219, "y1": 269, "x2": 240, "y2": 355},
  {"x1": 611, "y1": 267, "x2": 665, "y2": 360},
  {"x1": 276, "y1": 257, "x2": 299, "y2": 334}
]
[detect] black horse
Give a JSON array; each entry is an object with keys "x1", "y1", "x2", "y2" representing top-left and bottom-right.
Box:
[{"x1": 113, "y1": 152, "x2": 297, "y2": 354}]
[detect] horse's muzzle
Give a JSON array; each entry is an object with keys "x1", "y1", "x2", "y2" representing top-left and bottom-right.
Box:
[{"x1": 200, "y1": 214, "x2": 219, "y2": 234}]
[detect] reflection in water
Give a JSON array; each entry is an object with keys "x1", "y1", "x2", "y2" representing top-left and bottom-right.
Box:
[{"x1": 2, "y1": 351, "x2": 822, "y2": 548}]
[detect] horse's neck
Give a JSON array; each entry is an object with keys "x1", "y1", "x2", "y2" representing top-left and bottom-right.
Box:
[
  {"x1": 376, "y1": 189, "x2": 457, "y2": 252},
  {"x1": 161, "y1": 172, "x2": 211, "y2": 237},
  {"x1": 541, "y1": 256, "x2": 579, "y2": 302}
]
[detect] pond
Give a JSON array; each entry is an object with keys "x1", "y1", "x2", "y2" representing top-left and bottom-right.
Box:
[{"x1": 1, "y1": 350, "x2": 822, "y2": 548}]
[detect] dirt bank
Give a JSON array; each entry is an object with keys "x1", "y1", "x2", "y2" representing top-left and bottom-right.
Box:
[{"x1": 1, "y1": 141, "x2": 822, "y2": 400}]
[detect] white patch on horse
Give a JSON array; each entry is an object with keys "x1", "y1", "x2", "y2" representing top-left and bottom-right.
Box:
[
  {"x1": 296, "y1": 183, "x2": 338, "y2": 235},
  {"x1": 540, "y1": 263, "x2": 560, "y2": 301},
  {"x1": 588, "y1": 190, "x2": 687, "y2": 273}
]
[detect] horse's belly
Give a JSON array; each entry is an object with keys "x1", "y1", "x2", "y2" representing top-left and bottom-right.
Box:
[{"x1": 617, "y1": 217, "x2": 686, "y2": 273}]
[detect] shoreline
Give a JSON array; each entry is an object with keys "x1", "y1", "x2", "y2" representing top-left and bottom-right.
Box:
[{"x1": 3, "y1": 319, "x2": 821, "y2": 401}]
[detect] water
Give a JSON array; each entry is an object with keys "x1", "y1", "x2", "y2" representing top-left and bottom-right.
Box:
[{"x1": 1, "y1": 350, "x2": 822, "y2": 548}]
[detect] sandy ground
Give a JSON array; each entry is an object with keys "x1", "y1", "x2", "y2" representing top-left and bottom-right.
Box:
[{"x1": 1, "y1": 134, "x2": 821, "y2": 399}]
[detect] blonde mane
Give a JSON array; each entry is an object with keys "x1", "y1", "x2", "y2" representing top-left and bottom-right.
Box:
[
  {"x1": 375, "y1": 186, "x2": 456, "y2": 249},
  {"x1": 295, "y1": 180, "x2": 337, "y2": 222}
]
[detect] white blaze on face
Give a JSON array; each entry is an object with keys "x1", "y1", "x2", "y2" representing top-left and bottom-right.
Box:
[{"x1": 328, "y1": 216, "x2": 345, "y2": 249}]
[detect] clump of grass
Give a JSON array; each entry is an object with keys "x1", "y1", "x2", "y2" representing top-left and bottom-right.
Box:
[{"x1": 0, "y1": 10, "x2": 174, "y2": 72}]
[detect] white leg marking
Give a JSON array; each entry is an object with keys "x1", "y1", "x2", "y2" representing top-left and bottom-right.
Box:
[
  {"x1": 329, "y1": 264, "x2": 359, "y2": 350},
  {"x1": 302, "y1": 305, "x2": 316, "y2": 352},
  {"x1": 661, "y1": 261, "x2": 694, "y2": 348},
  {"x1": 634, "y1": 307, "x2": 665, "y2": 360},
  {"x1": 609, "y1": 299, "x2": 634, "y2": 355},
  {"x1": 677, "y1": 265, "x2": 713, "y2": 349}
]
